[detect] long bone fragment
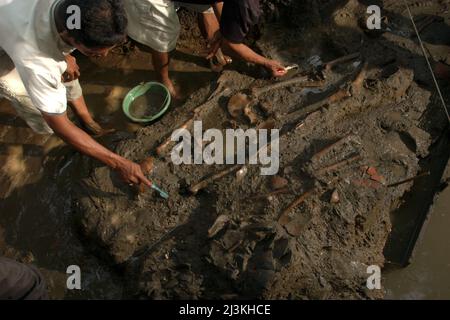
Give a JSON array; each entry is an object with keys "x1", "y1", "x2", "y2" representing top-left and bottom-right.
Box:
[
  {"x1": 283, "y1": 61, "x2": 367, "y2": 124},
  {"x1": 250, "y1": 76, "x2": 324, "y2": 98},
  {"x1": 311, "y1": 134, "x2": 353, "y2": 163},
  {"x1": 189, "y1": 165, "x2": 243, "y2": 195},
  {"x1": 316, "y1": 154, "x2": 363, "y2": 175},
  {"x1": 324, "y1": 52, "x2": 361, "y2": 71},
  {"x1": 156, "y1": 118, "x2": 194, "y2": 157},
  {"x1": 278, "y1": 189, "x2": 316, "y2": 226},
  {"x1": 156, "y1": 85, "x2": 232, "y2": 157}
]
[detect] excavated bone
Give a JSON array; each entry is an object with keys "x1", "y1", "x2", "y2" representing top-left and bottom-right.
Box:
[
  {"x1": 227, "y1": 93, "x2": 250, "y2": 119},
  {"x1": 278, "y1": 189, "x2": 316, "y2": 226},
  {"x1": 236, "y1": 166, "x2": 248, "y2": 182},
  {"x1": 316, "y1": 155, "x2": 363, "y2": 175},
  {"x1": 208, "y1": 215, "x2": 231, "y2": 238},
  {"x1": 251, "y1": 76, "x2": 324, "y2": 98},
  {"x1": 324, "y1": 52, "x2": 360, "y2": 71},
  {"x1": 156, "y1": 118, "x2": 194, "y2": 157},
  {"x1": 189, "y1": 165, "x2": 243, "y2": 195},
  {"x1": 331, "y1": 189, "x2": 340, "y2": 204},
  {"x1": 244, "y1": 105, "x2": 259, "y2": 124}
]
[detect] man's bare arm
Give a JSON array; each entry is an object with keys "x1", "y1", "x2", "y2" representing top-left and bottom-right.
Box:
[
  {"x1": 212, "y1": 1, "x2": 224, "y2": 20},
  {"x1": 42, "y1": 112, "x2": 151, "y2": 186},
  {"x1": 222, "y1": 40, "x2": 287, "y2": 77}
]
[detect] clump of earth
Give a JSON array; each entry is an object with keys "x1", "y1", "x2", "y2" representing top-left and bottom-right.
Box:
[{"x1": 73, "y1": 0, "x2": 450, "y2": 299}]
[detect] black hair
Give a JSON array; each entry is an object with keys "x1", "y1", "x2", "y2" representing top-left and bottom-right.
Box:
[{"x1": 61, "y1": 0, "x2": 128, "y2": 48}]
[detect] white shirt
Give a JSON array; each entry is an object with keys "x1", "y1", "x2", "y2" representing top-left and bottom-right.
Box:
[{"x1": 0, "y1": 0, "x2": 75, "y2": 114}]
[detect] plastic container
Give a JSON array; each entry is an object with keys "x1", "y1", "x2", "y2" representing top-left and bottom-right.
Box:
[{"x1": 123, "y1": 82, "x2": 171, "y2": 123}]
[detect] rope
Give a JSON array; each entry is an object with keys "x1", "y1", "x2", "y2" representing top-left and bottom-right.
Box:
[{"x1": 402, "y1": 0, "x2": 450, "y2": 124}]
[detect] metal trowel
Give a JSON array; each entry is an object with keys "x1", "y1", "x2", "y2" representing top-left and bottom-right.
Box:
[
  {"x1": 151, "y1": 183, "x2": 169, "y2": 200},
  {"x1": 138, "y1": 157, "x2": 169, "y2": 200}
]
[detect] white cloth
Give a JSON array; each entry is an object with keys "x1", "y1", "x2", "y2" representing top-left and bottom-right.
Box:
[
  {"x1": 0, "y1": 0, "x2": 81, "y2": 117},
  {"x1": 0, "y1": 53, "x2": 53, "y2": 134},
  {"x1": 0, "y1": 52, "x2": 81, "y2": 134},
  {"x1": 124, "y1": 0, "x2": 213, "y2": 53}
]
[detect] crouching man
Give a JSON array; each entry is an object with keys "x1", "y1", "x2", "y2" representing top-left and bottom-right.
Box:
[{"x1": 0, "y1": 0, "x2": 151, "y2": 187}]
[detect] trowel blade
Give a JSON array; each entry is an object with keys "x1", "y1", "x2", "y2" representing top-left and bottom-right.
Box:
[{"x1": 152, "y1": 184, "x2": 169, "y2": 200}]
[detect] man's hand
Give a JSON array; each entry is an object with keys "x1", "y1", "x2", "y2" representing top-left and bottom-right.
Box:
[
  {"x1": 83, "y1": 120, "x2": 116, "y2": 137},
  {"x1": 217, "y1": 39, "x2": 287, "y2": 78},
  {"x1": 42, "y1": 112, "x2": 152, "y2": 188},
  {"x1": 206, "y1": 30, "x2": 224, "y2": 60},
  {"x1": 114, "y1": 157, "x2": 152, "y2": 187},
  {"x1": 264, "y1": 59, "x2": 288, "y2": 77},
  {"x1": 62, "y1": 55, "x2": 80, "y2": 82}
]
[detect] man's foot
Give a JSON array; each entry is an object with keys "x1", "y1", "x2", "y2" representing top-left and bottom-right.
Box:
[
  {"x1": 160, "y1": 77, "x2": 184, "y2": 101},
  {"x1": 83, "y1": 120, "x2": 116, "y2": 137},
  {"x1": 210, "y1": 49, "x2": 232, "y2": 72}
]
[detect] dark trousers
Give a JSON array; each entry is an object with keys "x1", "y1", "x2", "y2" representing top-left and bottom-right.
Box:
[{"x1": 0, "y1": 257, "x2": 48, "y2": 300}]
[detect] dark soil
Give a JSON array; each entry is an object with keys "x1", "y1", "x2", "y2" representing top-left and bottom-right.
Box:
[{"x1": 71, "y1": 0, "x2": 450, "y2": 299}]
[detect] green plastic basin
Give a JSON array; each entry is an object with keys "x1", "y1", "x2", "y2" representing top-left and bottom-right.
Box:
[{"x1": 122, "y1": 82, "x2": 171, "y2": 123}]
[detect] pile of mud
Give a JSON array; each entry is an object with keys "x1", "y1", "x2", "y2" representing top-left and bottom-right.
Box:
[{"x1": 73, "y1": 0, "x2": 449, "y2": 299}]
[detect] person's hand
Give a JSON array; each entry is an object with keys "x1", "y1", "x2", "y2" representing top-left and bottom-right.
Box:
[
  {"x1": 265, "y1": 59, "x2": 287, "y2": 77},
  {"x1": 206, "y1": 30, "x2": 224, "y2": 60},
  {"x1": 62, "y1": 55, "x2": 81, "y2": 82},
  {"x1": 115, "y1": 158, "x2": 152, "y2": 187},
  {"x1": 83, "y1": 120, "x2": 116, "y2": 137}
]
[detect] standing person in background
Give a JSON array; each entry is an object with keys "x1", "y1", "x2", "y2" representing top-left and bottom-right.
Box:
[{"x1": 124, "y1": 0, "x2": 287, "y2": 99}]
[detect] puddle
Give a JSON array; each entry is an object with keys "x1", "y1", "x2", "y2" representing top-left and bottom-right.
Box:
[{"x1": 384, "y1": 185, "x2": 450, "y2": 299}]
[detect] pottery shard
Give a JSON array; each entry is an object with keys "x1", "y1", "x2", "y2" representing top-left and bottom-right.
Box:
[
  {"x1": 366, "y1": 167, "x2": 386, "y2": 185},
  {"x1": 271, "y1": 176, "x2": 289, "y2": 190}
]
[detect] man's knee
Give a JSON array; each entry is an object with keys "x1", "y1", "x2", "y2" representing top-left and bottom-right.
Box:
[
  {"x1": 10, "y1": 100, "x2": 54, "y2": 135},
  {"x1": 0, "y1": 257, "x2": 49, "y2": 300},
  {"x1": 0, "y1": 59, "x2": 54, "y2": 135},
  {"x1": 0, "y1": 67, "x2": 28, "y2": 102}
]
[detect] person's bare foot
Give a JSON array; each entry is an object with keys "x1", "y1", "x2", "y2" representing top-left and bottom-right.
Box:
[
  {"x1": 160, "y1": 77, "x2": 184, "y2": 101},
  {"x1": 83, "y1": 120, "x2": 116, "y2": 137}
]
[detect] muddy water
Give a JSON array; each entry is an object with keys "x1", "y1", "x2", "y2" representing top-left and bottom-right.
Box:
[
  {"x1": 384, "y1": 186, "x2": 450, "y2": 299},
  {"x1": 129, "y1": 88, "x2": 168, "y2": 119},
  {"x1": 380, "y1": 128, "x2": 450, "y2": 299}
]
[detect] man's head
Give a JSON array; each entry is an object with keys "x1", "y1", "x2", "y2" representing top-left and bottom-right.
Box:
[{"x1": 56, "y1": 0, "x2": 128, "y2": 57}]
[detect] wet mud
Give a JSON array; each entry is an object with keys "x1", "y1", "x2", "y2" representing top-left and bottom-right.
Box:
[
  {"x1": 0, "y1": 0, "x2": 449, "y2": 299},
  {"x1": 73, "y1": 0, "x2": 450, "y2": 299}
]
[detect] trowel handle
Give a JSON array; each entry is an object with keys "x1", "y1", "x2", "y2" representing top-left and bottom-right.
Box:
[{"x1": 251, "y1": 76, "x2": 310, "y2": 97}]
